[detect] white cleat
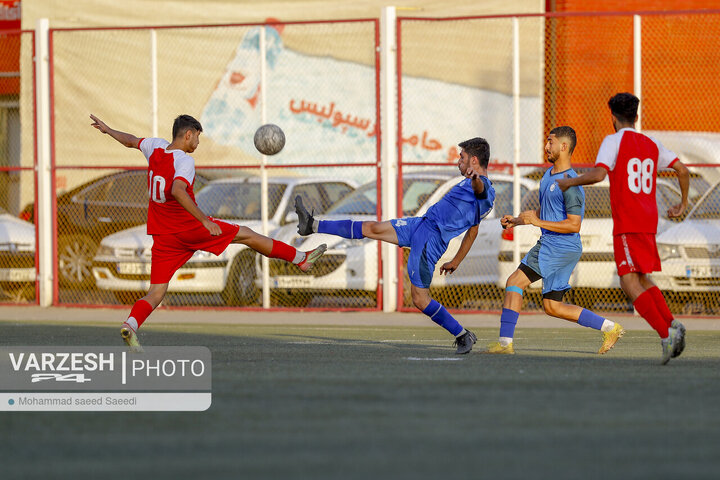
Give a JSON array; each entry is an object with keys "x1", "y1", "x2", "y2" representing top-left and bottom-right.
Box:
[{"x1": 121, "y1": 324, "x2": 144, "y2": 353}]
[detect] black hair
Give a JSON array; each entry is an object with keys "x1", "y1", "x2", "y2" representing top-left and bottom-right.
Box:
[
  {"x1": 608, "y1": 93, "x2": 639, "y2": 124},
  {"x1": 458, "y1": 137, "x2": 490, "y2": 168},
  {"x1": 549, "y1": 126, "x2": 577, "y2": 155},
  {"x1": 172, "y1": 114, "x2": 203, "y2": 139}
]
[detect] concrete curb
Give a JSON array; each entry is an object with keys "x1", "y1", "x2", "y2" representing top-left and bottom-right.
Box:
[{"x1": 1, "y1": 306, "x2": 719, "y2": 330}]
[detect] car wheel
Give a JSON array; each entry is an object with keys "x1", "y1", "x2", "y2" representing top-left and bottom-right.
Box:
[
  {"x1": 57, "y1": 234, "x2": 98, "y2": 289},
  {"x1": 0, "y1": 283, "x2": 35, "y2": 303},
  {"x1": 221, "y1": 251, "x2": 260, "y2": 306},
  {"x1": 270, "y1": 289, "x2": 311, "y2": 308}
]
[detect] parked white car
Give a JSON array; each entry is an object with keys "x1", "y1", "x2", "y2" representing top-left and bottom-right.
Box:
[
  {"x1": 263, "y1": 170, "x2": 535, "y2": 307},
  {"x1": 645, "y1": 130, "x2": 720, "y2": 187},
  {"x1": 91, "y1": 176, "x2": 356, "y2": 304},
  {"x1": 0, "y1": 207, "x2": 36, "y2": 301},
  {"x1": 496, "y1": 178, "x2": 686, "y2": 294},
  {"x1": 653, "y1": 181, "x2": 720, "y2": 312}
]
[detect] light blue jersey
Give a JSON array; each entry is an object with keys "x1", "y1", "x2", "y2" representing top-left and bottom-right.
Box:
[
  {"x1": 521, "y1": 168, "x2": 584, "y2": 294},
  {"x1": 538, "y1": 168, "x2": 584, "y2": 251}
]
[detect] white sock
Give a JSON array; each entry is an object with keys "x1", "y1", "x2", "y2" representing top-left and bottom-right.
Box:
[
  {"x1": 312, "y1": 219, "x2": 319, "y2": 232},
  {"x1": 600, "y1": 320, "x2": 615, "y2": 332},
  {"x1": 124, "y1": 317, "x2": 138, "y2": 332},
  {"x1": 292, "y1": 250, "x2": 306, "y2": 264},
  {"x1": 499, "y1": 337, "x2": 513, "y2": 346}
]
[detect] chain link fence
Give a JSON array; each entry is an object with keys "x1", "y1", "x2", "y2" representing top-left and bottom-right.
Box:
[
  {"x1": 49, "y1": 20, "x2": 380, "y2": 308},
  {"x1": 5, "y1": 11, "x2": 720, "y2": 314},
  {"x1": 398, "y1": 11, "x2": 720, "y2": 315},
  {"x1": 0, "y1": 29, "x2": 36, "y2": 304}
]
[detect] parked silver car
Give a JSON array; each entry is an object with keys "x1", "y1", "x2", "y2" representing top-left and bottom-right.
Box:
[
  {"x1": 91, "y1": 175, "x2": 356, "y2": 305},
  {"x1": 497, "y1": 177, "x2": 687, "y2": 310},
  {"x1": 264, "y1": 170, "x2": 535, "y2": 307},
  {"x1": 653, "y1": 181, "x2": 720, "y2": 313},
  {"x1": 0, "y1": 206, "x2": 36, "y2": 301}
]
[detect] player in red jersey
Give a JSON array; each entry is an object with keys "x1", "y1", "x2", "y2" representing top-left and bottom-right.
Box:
[
  {"x1": 90, "y1": 114, "x2": 327, "y2": 351},
  {"x1": 557, "y1": 93, "x2": 690, "y2": 364}
]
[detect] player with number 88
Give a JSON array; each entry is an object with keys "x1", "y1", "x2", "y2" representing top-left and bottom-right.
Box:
[{"x1": 556, "y1": 93, "x2": 690, "y2": 365}]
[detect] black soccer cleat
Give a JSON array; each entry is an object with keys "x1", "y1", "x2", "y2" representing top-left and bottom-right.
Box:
[
  {"x1": 295, "y1": 195, "x2": 315, "y2": 236},
  {"x1": 453, "y1": 330, "x2": 477, "y2": 355}
]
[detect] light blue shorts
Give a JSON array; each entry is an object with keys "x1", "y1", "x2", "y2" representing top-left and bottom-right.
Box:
[{"x1": 521, "y1": 239, "x2": 581, "y2": 295}]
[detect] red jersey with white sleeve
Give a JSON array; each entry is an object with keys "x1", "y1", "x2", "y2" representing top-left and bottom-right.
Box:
[
  {"x1": 595, "y1": 128, "x2": 679, "y2": 235},
  {"x1": 138, "y1": 137, "x2": 201, "y2": 235}
]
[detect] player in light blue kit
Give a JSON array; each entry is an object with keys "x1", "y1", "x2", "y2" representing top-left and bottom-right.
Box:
[
  {"x1": 485, "y1": 126, "x2": 625, "y2": 355},
  {"x1": 295, "y1": 137, "x2": 495, "y2": 354}
]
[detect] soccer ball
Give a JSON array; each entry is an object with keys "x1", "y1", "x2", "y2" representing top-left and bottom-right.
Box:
[{"x1": 253, "y1": 124, "x2": 285, "y2": 155}]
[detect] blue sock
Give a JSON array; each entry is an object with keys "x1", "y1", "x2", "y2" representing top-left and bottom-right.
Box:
[
  {"x1": 578, "y1": 309, "x2": 605, "y2": 330},
  {"x1": 422, "y1": 299, "x2": 463, "y2": 336},
  {"x1": 499, "y1": 308, "x2": 520, "y2": 339},
  {"x1": 317, "y1": 220, "x2": 364, "y2": 239}
]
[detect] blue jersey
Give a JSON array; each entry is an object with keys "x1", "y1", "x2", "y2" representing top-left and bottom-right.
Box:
[
  {"x1": 538, "y1": 168, "x2": 584, "y2": 252},
  {"x1": 425, "y1": 176, "x2": 495, "y2": 244}
]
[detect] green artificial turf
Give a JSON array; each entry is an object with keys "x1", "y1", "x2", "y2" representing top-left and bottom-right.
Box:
[{"x1": 2, "y1": 321, "x2": 719, "y2": 479}]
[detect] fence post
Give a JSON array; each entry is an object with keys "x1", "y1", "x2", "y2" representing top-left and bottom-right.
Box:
[
  {"x1": 34, "y1": 18, "x2": 52, "y2": 307},
  {"x1": 633, "y1": 14, "x2": 642, "y2": 132},
  {"x1": 381, "y1": 6, "x2": 398, "y2": 312},
  {"x1": 151, "y1": 28, "x2": 158, "y2": 137},
  {"x1": 260, "y1": 25, "x2": 270, "y2": 309},
  {"x1": 512, "y1": 17, "x2": 521, "y2": 268}
]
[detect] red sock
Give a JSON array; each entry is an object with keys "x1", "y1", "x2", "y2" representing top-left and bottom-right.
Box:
[
  {"x1": 648, "y1": 286, "x2": 674, "y2": 327},
  {"x1": 270, "y1": 239, "x2": 298, "y2": 263},
  {"x1": 633, "y1": 290, "x2": 669, "y2": 338},
  {"x1": 126, "y1": 299, "x2": 154, "y2": 331}
]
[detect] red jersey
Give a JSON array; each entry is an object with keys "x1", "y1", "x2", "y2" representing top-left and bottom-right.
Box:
[
  {"x1": 595, "y1": 128, "x2": 678, "y2": 235},
  {"x1": 138, "y1": 137, "x2": 200, "y2": 235}
]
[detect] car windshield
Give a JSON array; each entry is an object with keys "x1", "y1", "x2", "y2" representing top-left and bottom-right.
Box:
[
  {"x1": 689, "y1": 182, "x2": 720, "y2": 219},
  {"x1": 196, "y1": 182, "x2": 287, "y2": 220},
  {"x1": 521, "y1": 184, "x2": 680, "y2": 219},
  {"x1": 658, "y1": 171, "x2": 710, "y2": 202},
  {"x1": 326, "y1": 178, "x2": 445, "y2": 216},
  {"x1": 492, "y1": 181, "x2": 527, "y2": 217},
  {"x1": 528, "y1": 167, "x2": 704, "y2": 204}
]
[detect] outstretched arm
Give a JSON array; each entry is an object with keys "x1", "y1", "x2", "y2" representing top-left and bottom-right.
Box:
[
  {"x1": 518, "y1": 211, "x2": 581, "y2": 234},
  {"x1": 440, "y1": 225, "x2": 478, "y2": 275},
  {"x1": 667, "y1": 160, "x2": 690, "y2": 218},
  {"x1": 90, "y1": 114, "x2": 141, "y2": 149},
  {"x1": 500, "y1": 207, "x2": 540, "y2": 230},
  {"x1": 171, "y1": 179, "x2": 222, "y2": 236},
  {"x1": 556, "y1": 167, "x2": 606, "y2": 191}
]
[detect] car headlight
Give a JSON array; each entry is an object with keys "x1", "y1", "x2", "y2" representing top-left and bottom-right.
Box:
[
  {"x1": 96, "y1": 245, "x2": 114, "y2": 257},
  {"x1": 657, "y1": 243, "x2": 680, "y2": 261}
]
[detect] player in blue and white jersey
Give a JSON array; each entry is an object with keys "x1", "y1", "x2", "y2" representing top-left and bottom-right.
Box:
[
  {"x1": 485, "y1": 126, "x2": 625, "y2": 355},
  {"x1": 295, "y1": 137, "x2": 495, "y2": 354}
]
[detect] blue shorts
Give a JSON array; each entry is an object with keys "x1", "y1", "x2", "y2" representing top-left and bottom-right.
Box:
[
  {"x1": 521, "y1": 239, "x2": 581, "y2": 295},
  {"x1": 392, "y1": 217, "x2": 447, "y2": 289}
]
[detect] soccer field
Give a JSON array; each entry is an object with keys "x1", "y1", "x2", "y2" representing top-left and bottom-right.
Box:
[{"x1": 3, "y1": 320, "x2": 720, "y2": 479}]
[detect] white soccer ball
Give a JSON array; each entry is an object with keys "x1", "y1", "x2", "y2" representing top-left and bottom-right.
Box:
[{"x1": 253, "y1": 124, "x2": 285, "y2": 155}]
